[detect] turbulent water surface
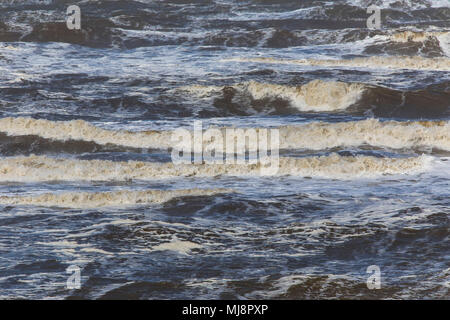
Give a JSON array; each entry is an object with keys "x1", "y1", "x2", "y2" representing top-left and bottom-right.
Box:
[{"x1": 0, "y1": 0, "x2": 449, "y2": 299}]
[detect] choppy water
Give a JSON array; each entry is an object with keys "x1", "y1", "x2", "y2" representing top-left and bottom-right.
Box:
[{"x1": 0, "y1": 0, "x2": 449, "y2": 299}]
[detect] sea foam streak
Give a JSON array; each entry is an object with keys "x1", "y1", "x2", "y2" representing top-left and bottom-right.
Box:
[
  {"x1": 0, "y1": 117, "x2": 173, "y2": 149},
  {"x1": 389, "y1": 31, "x2": 449, "y2": 43},
  {"x1": 181, "y1": 80, "x2": 366, "y2": 112},
  {"x1": 0, "y1": 188, "x2": 233, "y2": 208},
  {"x1": 224, "y1": 56, "x2": 450, "y2": 71},
  {"x1": 0, "y1": 154, "x2": 431, "y2": 181},
  {"x1": 1, "y1": 117, "x2": 448, "y2": 151},
  {"x1": 175, "y1": 120, "x2": 450, "y2": 152},
  {"x1": 279, "y1": 119, "x2": 450, "y2": 151}
]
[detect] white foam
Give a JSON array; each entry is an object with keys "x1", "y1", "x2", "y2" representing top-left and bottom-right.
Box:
[
  {"x1": 346, "y1": 0, "x2": 449, "y2": 9},
  {"x1": 0, "y1": 117, "x2": 173, "y2": 149},
  {"x1": 0, "y1": 188, "x2": 233, "y2": 208},
  {"x1": 224, "y1": 56, "x2": 450, "y2": 71},
  {"x1": 1, "y1": 117, "x2": 448, "y2": 151},
  {"x1": 180, "y1": 80, "x2": 367, "y2": 112},
  {"x1": 279, "y1": 119, "x2": 450, "y2": 151},
  {"x1": 152, "y1": 240, "x2": 202, "y2": 254},
  {"x1": 0, "y1": 154, "x2": 432, "y2": 182}
]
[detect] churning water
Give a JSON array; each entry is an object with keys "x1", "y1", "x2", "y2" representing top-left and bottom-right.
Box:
[{"x1": 0, "y1": 0, "x2": 448, "y2": 299}]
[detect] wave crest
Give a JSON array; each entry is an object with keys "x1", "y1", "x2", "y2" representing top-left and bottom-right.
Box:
[
  {"x1": 280, "y1": 119, "x2": 450, "y2": 151},
  {"x1": 0, "y1": 188, "x2": 233, "y2": 208},
  {"x1": 181, "y1": 80, "x2": 366, "y2": 112},
  {"x1": 0, "y1": 117, "x2": 172, "y2": 149},
  {"x1": 1, "y1": 117, "x2": 448, "y2": 152},
  {"x1": 224, "y1": 56, "x2": 450, "y2": 71},
  {"x1": 0, "y1": 154, "x2": 432, "y2": 182}
]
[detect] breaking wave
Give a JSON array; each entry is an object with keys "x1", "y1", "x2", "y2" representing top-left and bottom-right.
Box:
[
  {"x1": 225, "y1": 56, "x2": 450, "y2": 71},
  {"x1": 0, "y1": 117, "x2": 173, "y2": 149},
  {"x1": 0, "y1": 188, "x2": 233, "y2": 208},
  {"x1": 279, "y1": 119, "x2": 450, "y2": 151},
  {"x1": 1, "y1": 117, "x2": 448, "y2": 152},
  {"x1": 190, "y1": 119, "x2": 450, "y2": 152},
  {"x1": 0, "y1": 154, "x2": 432, "y2": 182},
  {"x1": 181, "y1": 80, "x2": 366, "y2": 112},
  {"x1": 363, "y1": 31, "x2": 450, "y2": 57},
  {"x1": 354, "y1": 85, "x2": 450, "y2": 118},
  {"x1": 181, "y1": 81, "x2": 450, "y2": 118}
]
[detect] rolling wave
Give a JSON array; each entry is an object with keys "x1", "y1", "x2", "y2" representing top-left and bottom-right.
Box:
[
  {"x1": 0, "y1": 132, "x2": 128, "y2": 156},
  {"x1": 0, "y1": 117, "x2": 173, "y2": 149},
  {"x1": 389, "y1": 30, "x2": 449, "y2": 43},
  {"x1": 181, "y1": 80, "x2": 366, "y2": 112},
  {"x1": 353, "y1": 84, "x2": 450, "y2": 118},
  {"x1": 181, "y1": 81, "x2": 450, "y2": 117},
  {"x1": 280, "y1": 119, "x2": 450, "y2": 151},
  {"x1": 364, "y1": 31, "x2": 449, "y2": 57},
  {"x1": 0, "y1": 154, "x2": 432, "y2": 182},
  {"x1": 1, "y1": 117, "x2": 448, "y2": 152},
  {"x1": 224, "y1": 56, "x2": 450, "y2": 71},
  {"x1": 0, "y1": 188, "x2": 233, "y2": 208}
]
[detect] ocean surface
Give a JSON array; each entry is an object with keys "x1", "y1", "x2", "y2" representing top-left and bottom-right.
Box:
[{"x1": 0, "y1": 0, "x2": 449, "y2": 299}]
